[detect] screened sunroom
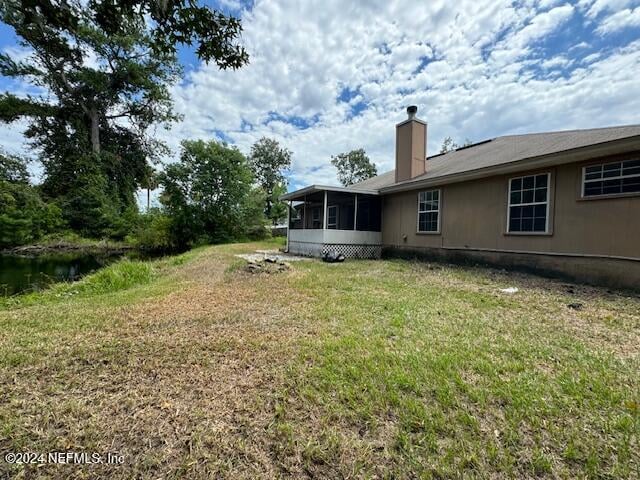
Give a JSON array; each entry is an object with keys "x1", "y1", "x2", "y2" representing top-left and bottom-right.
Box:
[{"x1": 281, "y1": 185, "x2": 382, "y2": 259}]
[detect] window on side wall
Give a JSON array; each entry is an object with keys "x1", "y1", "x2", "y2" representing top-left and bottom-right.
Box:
[
  {"x1": 507, "y1": 173, "x2": 550, "y2": 233},
  {"x1": 417, "y1": 190, "x2": 440, "y2": 233},
  {"x1": 582, "y1": 158, "x2": 640, "y2": 197}
]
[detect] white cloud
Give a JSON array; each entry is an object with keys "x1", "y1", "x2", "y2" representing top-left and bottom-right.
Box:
[
  {"x1": 0, "y1": 120, "x2": 44, "y2": 182},
  {"x1": 2, "y1": 46, "x2": 32, "y2": 63},
  {"x1": 217, "y1": 0, "x2": 245, "y2": 11},
  {"x1": 539, "y1": 0, "x2": 564, "y2": 9},
  {"x1": 489, "y1": 4, "x2": 575, "y2": 64},
  {"x1": 1, "y1": 0, "x2": 639, "y2": 190},
  {"x1": 583, "y1": 0, "x2": 636, "y2": 18},
  {"x1": 596, "y1": 6, "x2": 640, "y2": 33},
  {"x1": 0, "y1": 120, "x2": 30, "y2": 155},
  {"x1": 582, "y1": 52, "x2": 602, "y2": 63},
  {"x1": 569, "y1": 41, "x2": 590, "y2": 50},
  {"x1": 541, "y1": 55, "x2": 573, "y2": 69},
  {"x1": 162, "y1": 0, "x2": 592, "y2": 186}
]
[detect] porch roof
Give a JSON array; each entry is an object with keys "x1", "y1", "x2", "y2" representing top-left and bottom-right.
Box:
[{"x1": 280, "y1": 184, "x2": 380, "y2": 201}]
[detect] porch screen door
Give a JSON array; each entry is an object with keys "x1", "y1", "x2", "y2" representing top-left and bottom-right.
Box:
[{"x1": 327, "y1": 205, "x2": 338, "y2": 229}]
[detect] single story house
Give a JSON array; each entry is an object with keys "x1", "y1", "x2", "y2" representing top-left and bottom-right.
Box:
[{"x1": 281, "y1": 106, "x2": 640, "y2": 289}]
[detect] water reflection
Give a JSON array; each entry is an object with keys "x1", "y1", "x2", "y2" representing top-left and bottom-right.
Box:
[{"x1": 0, "y1": 253, "x2": 122, "y2": 296}]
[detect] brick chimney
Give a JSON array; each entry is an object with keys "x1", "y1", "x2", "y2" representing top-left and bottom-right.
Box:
[{"x1": 395, "y1": 105, "x2": 427, "y2": 183}]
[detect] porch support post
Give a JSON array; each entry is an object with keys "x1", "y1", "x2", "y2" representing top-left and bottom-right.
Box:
[
  {"x1": 323, "y1": 190, "x2": 328, "y2": 230},
  {"x1": 354, "y1": 193, "x2": 358, "y2": 231},
  {"x1": 303, "y1": 195, "x2": 306, "y2": 230},
  {"x1": 286, "y1": 200, "x2": 291, "y2": 252}
]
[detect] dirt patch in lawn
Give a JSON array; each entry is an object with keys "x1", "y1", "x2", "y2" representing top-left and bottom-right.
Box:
[{"x1": 0, "y1": 247, "x2": 316, "y2": 479}]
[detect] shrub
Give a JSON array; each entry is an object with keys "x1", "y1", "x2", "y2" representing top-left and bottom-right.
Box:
[
  {"x1": 55, "y1": 259, "x2": 154, "y2": 296},
  {"x1": 0, "y1": 181, "x2": 64, "y2": 248},
  {"x1": 104, "y1": 205, "x2": 140, "y2": 241},
  {"x1": 129, "y1": 210, "x2": 175, "y2": 252},
  {"x1": 245, "y1": 224, "x2": 271, "y2": 240}
]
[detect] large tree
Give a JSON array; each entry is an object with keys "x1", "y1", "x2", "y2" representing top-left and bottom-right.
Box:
[
  {"x1": 331, "y1": 148, "x2": 377, "y2": 186},
  {"x1": 248, "y1": 137, "x2": 292, "y2": 225},
  {"x1": 160, "y1": 140, "x2": 266, "y2": 248},
  {"x1": 0, "y1": 0, "x2": 248, "y2": 236}
]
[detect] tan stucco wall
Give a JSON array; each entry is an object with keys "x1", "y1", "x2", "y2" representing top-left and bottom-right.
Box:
[
  {"x1": 395, "y1": 120, "x2": 426, "y2": 183},
  {"x1": 382, "y1": 154, "x2": 640, "y2": 289}
]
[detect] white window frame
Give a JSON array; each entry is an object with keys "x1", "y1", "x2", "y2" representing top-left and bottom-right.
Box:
[
  {"x1": 507, "y1": 172, "x2": 551, "y2": 234},
  {"x1": 327, "y1": 205, "x2": 338, "y2": 229},
  {"x1": 416, "y1": 189, "x2": 441, "y2": 234},
  {"x1": 581, "y1": 158, "x2": 640, "y2": 198}
]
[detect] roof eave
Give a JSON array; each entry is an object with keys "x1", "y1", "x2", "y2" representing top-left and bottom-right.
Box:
[
  {"x1": 280, "y1": 184, "x2": 380, "y2": 201},
  {"x1": 380, "y1": 136, "x2": 640, "y2": 194}
]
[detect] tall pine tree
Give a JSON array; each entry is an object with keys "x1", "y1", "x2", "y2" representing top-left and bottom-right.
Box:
[{"x1": 0, "y1": 0, "x2": 248, "y2": 237}]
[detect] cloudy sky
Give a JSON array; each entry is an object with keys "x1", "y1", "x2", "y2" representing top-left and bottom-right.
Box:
[{"x1": 1, "y1": 0, "x2": 639, "y2": 191}]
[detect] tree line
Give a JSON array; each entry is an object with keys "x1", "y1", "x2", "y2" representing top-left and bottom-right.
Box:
[
  {"x1": 0, "y1": 134, "x2": 292, "y2": 250},
  {"x1": 1, "y1": 128, "x2": 468, "y2": 251}
]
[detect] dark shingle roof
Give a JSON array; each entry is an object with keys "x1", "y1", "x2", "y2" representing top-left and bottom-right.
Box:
[
  {"x1": 350, "y1": 170, "x2": 396, "y2": 191},
  {"x1": 350, "y1": 124, "x2": 640, "y2": 192}
]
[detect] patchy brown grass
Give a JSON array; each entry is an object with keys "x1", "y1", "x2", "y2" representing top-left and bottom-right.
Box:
[
  {"x1": 0, "y1": 241, "x2": 316, "y2": 479},
  {"x1": 1, "y1": 243, "x2": 638, "y2": 479}
]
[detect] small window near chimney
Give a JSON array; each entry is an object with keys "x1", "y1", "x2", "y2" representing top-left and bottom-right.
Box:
[{"x1": 417, "y1": 190, "x2": 440, "y2": 233}]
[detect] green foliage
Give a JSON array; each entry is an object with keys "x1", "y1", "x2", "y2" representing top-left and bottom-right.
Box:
[
  {"x1": 36, "y1": 232, "x2": 127, "y2": 249},
  {"x1": 51, "y1": 259, "x2": 154, "y2": 297},
  {"x1": 0, "y1": 1, "x2": 181, "y2": 230},
  {"x1": 248, "y1": 137, "x2": 292, "y2": 225},
  {"x1": 91, "y1": 0, "x2": 249, "y2": 67},
  {"x1": 440, "y1": 136, "x2": 473, "y2": 154},
  {"x1": 140, "y1": 165, "x2": 160, "y2": 211},
  {"x1": 0, "y1": 183, "x2": 64, "y2": 247},
  {"x1": 331, "y1": 148, "x2": 377, "y2": 186},
  {"x1": 128, "y1": 209, "x2": 175, "y2": 252},
  {"x1": 269, "y1": 182, "x2": 288, "y2": 226},
  {"x1": 241, "y1": 187, "x2": 271, "y2": 240},
  {"x1": 104, "y1": 205, "x2": 140, "y2": 241},
  {"x1": 160, "y1": 139, "x2": 268, "y2": 248},
  {"x1": 52, "y1": 156, "x2": 114, "y2": 236},
  {"x1": 0, "y1": 152, "x2": 64, "y2": 248},
  {"x1": 0, "y1": 0, "x2": 248, "y2": 241},
  {"x1": 0, "y1": 151, "x2": 29, "y2": 182},
  {"x1": 70, "y1": 259, "x2": 153, "y2": 295}
]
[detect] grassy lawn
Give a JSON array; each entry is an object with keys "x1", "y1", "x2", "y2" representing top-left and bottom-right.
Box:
[{"x1": 1, "y1": 240, "x2": 638, "y2": 478}]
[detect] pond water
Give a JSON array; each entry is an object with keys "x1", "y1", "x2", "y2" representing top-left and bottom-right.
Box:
[{"x1": 0, "y1": 252, "x2": 123, "y2": 296}]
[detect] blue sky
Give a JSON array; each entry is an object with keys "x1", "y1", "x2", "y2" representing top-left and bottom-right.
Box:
[{"x1": 0, "y1": 0, "x2": 639, "y2": 194}]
